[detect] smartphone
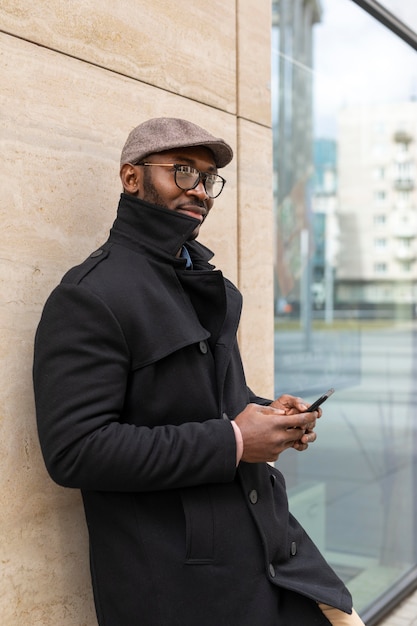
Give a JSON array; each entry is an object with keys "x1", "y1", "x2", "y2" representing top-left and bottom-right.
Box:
[{"x1": 306, "y1": 388, "x2": 335, "y2": 412}]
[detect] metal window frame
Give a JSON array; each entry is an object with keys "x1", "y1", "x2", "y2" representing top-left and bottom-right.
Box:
[{"x1": 351, "y1": 0, "x2": 417, "y2": 50}]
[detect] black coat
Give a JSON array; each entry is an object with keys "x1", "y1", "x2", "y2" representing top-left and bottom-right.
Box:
[{"x1": 33, "y1": 194, "x2": 352, "y2": 625}]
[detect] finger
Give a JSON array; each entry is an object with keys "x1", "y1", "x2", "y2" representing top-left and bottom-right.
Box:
[
  {"x1": 293, "y1": 440, "x2": 308, "y2": 451},
  {"x1": 284, "y1": 426, "x2": 312, "y2": 449},
  {"x1": 304, "y1": 407, "x2": 323, "y2": 419},
  {"x1": 305, "y1": 421, "x2": 316, "y2": 430},
  {"x1": 301, "y1": 431, "x2": 316, "y2": 444},
  {"x1": 286, "y1": 412, "x2": 317, "y2": 430},
  {"x1": 276, "y1": 394, "x2": 307, "y2": 412}
]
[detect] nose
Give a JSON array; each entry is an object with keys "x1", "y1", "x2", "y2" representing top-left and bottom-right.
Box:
[{"x1": 186, "y1": 179, "x2": 209, "y2": 201}]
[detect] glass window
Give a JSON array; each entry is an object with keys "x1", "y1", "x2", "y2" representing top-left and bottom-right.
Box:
[
  {"x1": 272, "y1": 0, "x2": 417, "y2": 621},
  {"x1": 374, "y1": 190, "x2": 387, "y2": 202},
  {"x1": 373, "y1": 166, "x2": 385, "y2": 180},
  {"x1": 374, "y1": 261, "x2": 387, "y2": 273}
]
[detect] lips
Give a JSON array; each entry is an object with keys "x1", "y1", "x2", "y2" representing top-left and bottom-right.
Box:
[{"x1": 177, "y1": 205, "x2": 206, "y2": 221}]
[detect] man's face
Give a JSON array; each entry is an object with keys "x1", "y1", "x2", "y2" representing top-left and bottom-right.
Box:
[{"x1": 124, "y1": 146, "x2": 217, "y2": 240}]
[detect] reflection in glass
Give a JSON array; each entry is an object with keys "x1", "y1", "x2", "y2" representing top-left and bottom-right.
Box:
[{"x1": 272, "y1": 0, "x2": 417, "y2": 620}]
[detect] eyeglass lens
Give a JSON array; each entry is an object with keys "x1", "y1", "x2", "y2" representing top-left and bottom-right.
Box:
[{"x1": 175, "y1": 166, "x2": 224, "y2": 198}]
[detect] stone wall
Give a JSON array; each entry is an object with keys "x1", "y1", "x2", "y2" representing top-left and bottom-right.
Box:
[{"x1": 0, "y1": 2, "x2": 273, "y2": 623}]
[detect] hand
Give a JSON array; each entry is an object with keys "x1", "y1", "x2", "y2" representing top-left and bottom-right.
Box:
[
  {"x1": 270, "y1": 393, "x2": 322, "y2": 453},
  {"x1": 234, "y1": 402, "x2": 320, "y2": 463},
  {"x1": 270, "y1": 393, "x2": 322, "y2": 416}
]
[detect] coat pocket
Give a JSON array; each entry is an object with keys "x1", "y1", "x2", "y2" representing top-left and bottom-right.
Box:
[{"x1": 180, "y1": 486, "x2": 215, "y2": 564}]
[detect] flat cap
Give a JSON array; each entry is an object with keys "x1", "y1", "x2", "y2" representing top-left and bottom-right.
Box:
[{"x1": 120, "y1": 117, "x2": 233, "y2": 169}]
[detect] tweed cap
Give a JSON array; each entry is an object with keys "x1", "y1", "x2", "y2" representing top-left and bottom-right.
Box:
[{"x1": 120, "y1": 117, "x2": 233, "y2": 169}]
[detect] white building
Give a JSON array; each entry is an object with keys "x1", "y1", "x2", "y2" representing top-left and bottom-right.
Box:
[{"x1": 336, "y1": 101, "x2": 417, "y2": 314}]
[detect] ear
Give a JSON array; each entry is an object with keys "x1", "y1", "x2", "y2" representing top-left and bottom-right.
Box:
[{"x1": 120, "y1": 163, "x2": 141, "y2": 195}]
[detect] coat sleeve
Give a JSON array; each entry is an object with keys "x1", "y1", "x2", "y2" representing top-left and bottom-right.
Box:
[
  {"x1": 33, "y1": 284, "x2": 237, "y2": 492},
  {"x1": 247, "y1": 388, "x2": 272, "y2": 406}
]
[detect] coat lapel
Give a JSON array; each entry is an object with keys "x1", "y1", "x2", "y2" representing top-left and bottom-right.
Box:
[{"x1": 176, "y1": 270, "x2": 243, "y2": 412}]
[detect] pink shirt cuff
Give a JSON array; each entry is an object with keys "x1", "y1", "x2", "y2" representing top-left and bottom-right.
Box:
[{"x1": 231, "y1": 420, "x2": 244, "y2": 465}]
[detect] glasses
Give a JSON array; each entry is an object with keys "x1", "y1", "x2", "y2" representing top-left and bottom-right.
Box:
[{"x1": 137, "y1": 163, "x2": 226, "y2": 199}]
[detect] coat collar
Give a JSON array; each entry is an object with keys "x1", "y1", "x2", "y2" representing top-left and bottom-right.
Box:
[{"x1": 109, "y1": 193, "x2": 215, "y2": 267}]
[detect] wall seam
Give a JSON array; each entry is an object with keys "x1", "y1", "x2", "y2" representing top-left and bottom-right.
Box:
[{"x1": 0, "y1": 28, "x2": 241, "y2": 119}]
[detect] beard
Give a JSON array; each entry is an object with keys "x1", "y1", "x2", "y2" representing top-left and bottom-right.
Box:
[
  {"x1": 141, "y1": 170, "x2": 202, "y2": 241},
  {"x1": 141, "y1": 169, "x2": 169, "y2": 209}
]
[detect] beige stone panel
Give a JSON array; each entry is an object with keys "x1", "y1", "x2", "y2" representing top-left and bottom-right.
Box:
[
  {"x1": 198, "y1": 175, "x2": 238, "y2": 282},
  {"x1": 0, "y1": 0, "x2": 236, "y2": 114},
  {"x1": 0, "y1": 31, "x2": 238, "y2": 285},
  {"x1": 237, "y1": 0, "x2": 272, "y2": 126},
  {"x1": 237, "y1": 119, "x2": 274, "y2": 399},
  {"x1": 0, "y1": 32, "x2": 237, "y2": 624}
]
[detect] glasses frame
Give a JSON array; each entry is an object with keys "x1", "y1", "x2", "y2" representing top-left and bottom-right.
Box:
[{"x1": 135, "y1": 162, "x2": 226, "y2": 199}]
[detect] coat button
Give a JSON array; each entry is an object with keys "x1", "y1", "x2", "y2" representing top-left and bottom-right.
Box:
[
  {"x1": 249, "y1": 490, "x2": 258, "y2": 504},
  {"x1": 90, "y1": 249, "x2": 104, "y2": 257},
  {"x1": 198, "y1": 341, "x2": 208, "y2": 354},
  {"x1": 290, "y1": 541, "x2": 297, "y2": 556},
  {"x1": 269, "y1": 563, "x2": 276, "y2": 578}
]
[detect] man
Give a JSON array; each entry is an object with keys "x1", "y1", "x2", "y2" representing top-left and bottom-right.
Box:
[{"x1": 33, "y1": 117, "x2": 364, "y2": 625}]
